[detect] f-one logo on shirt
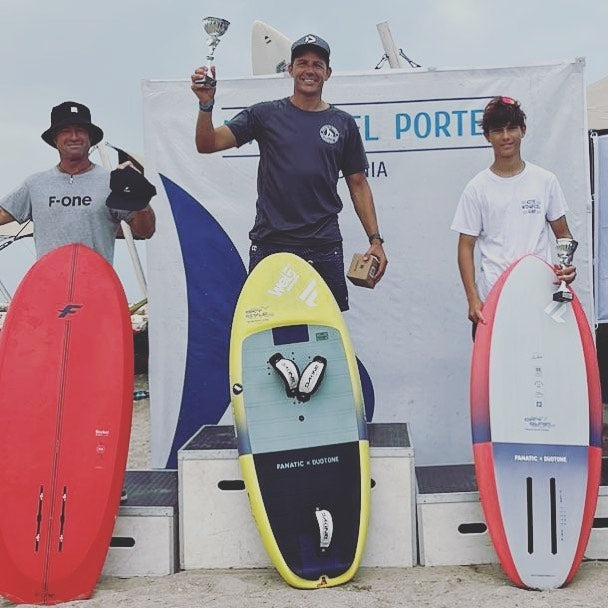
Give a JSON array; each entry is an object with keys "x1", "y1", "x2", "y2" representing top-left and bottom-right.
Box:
[
  {"x1": 521, "y1": 199, "x2": 541, "y2": 214},
  {"x1": 319, "y1": 125, "x2": 339, "y2": 144},
  {"x1": 48, "y1": 195, "x2": 92, "y2": 207}
]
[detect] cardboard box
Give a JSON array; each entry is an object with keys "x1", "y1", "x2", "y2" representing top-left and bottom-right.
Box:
[{"x1": 347, "y1": 253, "x2": 379, "y2": 288}]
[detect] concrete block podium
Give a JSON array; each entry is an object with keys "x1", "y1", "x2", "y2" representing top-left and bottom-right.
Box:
[
  {"x1": 416, "y1": 464, "x2": 497, "y2": 566},
  {"x1": 103, "y1": 470, "x2": 178, "y2": 577},
  {"x1": 582, "y1": 459, "x2": 608, "y2": 560},
  {"x1": 416, "y1": 460, "x2": 608, "y2": 566},
  {"x1": 178, "y1": 423, "x2": 415, "y2": 569}
]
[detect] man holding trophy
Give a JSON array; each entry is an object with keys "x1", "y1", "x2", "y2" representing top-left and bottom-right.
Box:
[
  {"x1": 190, "y1": 24, "x2": 387, "y2": 312},
  {"x1": 450, "y1": 96, "x2": 577, "y2": 334}
]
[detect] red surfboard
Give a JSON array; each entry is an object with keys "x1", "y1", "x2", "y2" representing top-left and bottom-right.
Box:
[
  {"x1": 471, "y1": 255, "x2": 601, "y2": 589},
  {"x1": 0, "y1": 244, "x2": 133, "y2": 604}
]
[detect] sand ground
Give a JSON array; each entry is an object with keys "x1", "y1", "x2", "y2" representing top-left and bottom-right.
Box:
[
  {"x1": 6, "y1": 562, "x2": 608, "y2": 607},
  {"x1": 4, "y1": 375, "x2": 608, "y2": 607}
]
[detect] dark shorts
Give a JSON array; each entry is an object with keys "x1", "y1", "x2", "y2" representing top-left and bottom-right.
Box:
[{"x1": 249, "y1": 241, "x2": 349, "y2": 311}]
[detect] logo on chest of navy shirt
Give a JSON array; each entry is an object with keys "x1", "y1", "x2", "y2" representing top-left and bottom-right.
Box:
[
  {"x1": 521, "y1": 199, "x2": 541, "y2": 214},
  {"x1": 319, "y1": 125, "x2": 339, "y2": 144}
]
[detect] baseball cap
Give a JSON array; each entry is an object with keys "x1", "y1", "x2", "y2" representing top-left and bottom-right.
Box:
[
  {"x1": 290, "y1": 34, "x2": 330, "y2": 64},
  {"x1": 106, "y1": 166, "x2": 156, "y2": 212}
]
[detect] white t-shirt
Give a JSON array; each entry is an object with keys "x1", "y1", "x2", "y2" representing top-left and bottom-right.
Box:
[{"x1": 451, "y1": 162, "x2": 568, "y2": 300}]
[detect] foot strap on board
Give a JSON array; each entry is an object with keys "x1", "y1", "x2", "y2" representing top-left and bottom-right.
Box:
[
  {"x1": 269, "y1": 353, "x2": 300, "y2": 397},
  {"x1": 315, "y1": 507, "x2": 334, "y2": 553},
  {"x1": 297, "y1": 356, "x2": 327, "y2": 402}
]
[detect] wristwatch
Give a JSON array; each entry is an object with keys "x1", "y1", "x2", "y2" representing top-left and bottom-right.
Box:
[{"x1": 368, "y1": 233, "x2": 384, "y2": 245}]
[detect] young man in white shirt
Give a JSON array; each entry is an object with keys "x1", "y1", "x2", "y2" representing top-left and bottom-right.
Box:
[{"x1": 451, "y1": 96, "x2": 576, "y2": 334}]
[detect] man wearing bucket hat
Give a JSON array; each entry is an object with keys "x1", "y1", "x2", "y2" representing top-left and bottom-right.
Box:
[
  {"x1": 190, "y1": 34, "x2": 387, "y2": 311},
  {"x1": 0, "y1": 101, "x2": 156, "y2": 264}
]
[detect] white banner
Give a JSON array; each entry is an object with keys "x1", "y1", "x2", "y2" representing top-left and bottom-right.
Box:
[
  {"x1": 143, "y1": 59, "x2": 592, "y2": 468},
  {"x1": 594, "y1": 132, "x2": 608, "y2": 322}
]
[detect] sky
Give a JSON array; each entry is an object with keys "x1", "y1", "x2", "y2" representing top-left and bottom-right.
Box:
[{"x1": 0, "y1": 0, "x2": 606, "y2": 300}]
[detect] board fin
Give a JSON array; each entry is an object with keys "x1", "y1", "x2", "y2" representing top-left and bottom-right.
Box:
[
  {"x1": 314, "y1": 507, "x2": 334, "y2": 553},
  {"x1": 297, "y1": 356, "x2": 327, "y2": 402},
  {"x1": 35, "y1": 485, "x2": 44, "y2": 551},
  {"x1": 58, "y1": 486, "x2": 68, "y2": 551},
  {"x1": 269, "y1": 353, "x2": 300, "y2": 397}
]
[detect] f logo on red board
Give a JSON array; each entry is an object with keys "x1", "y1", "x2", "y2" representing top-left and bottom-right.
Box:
[{"x1": 58, "y1": 304, "x2": 83, "y2": 318}]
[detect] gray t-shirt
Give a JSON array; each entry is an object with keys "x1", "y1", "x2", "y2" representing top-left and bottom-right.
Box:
[
  {"x1": 227, "y1": 98, "x2": 369, "y2": 245},
  {"x1": 0, "y1": 164, "x2": 131, "y2": 263}
]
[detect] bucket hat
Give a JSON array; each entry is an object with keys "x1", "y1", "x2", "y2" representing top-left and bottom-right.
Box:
[{"x1": 41, "y1": 101, "x2": 104, "y2": 147}]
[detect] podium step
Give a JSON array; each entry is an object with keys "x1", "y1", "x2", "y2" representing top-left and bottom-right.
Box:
[
  {"x1": 103, "y1": 470, "x2": 178, "y2": 577},
  {"x1": 178, "y1": 423, "x2": 416, "y2": 569},
  {"x1": 416, "y1": 459, "x2": 608, "y2": 566}
]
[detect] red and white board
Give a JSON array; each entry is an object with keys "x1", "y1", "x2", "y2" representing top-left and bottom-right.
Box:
[
  {"x1": 0, "y1": 244, "x2": 133, "y2": 604},
  {"x1": 471, "y1": 255, "x2": 602, "y2": 589}
]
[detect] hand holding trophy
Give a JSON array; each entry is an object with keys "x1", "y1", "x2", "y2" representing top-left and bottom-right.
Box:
[
  {"x1": 194, "y1": 16, "x2": 230, "y2": 87},
  {"x1": 552, "y1": 238, "x2": 578, "y2": 302}
]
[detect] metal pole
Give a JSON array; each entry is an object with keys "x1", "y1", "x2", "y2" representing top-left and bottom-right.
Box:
[
  {"x1": 0, "y1": 278, "x2": 12, "y2": 303},
  {"x1": 376, "y1": 22, "x2": 403, "y2": 69},
  {"x1": 97, "y1": 141, "x2": 148, "y2": 298}
]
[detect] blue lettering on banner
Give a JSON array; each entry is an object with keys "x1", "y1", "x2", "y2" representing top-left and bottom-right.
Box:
[
  {"x1": 364, "y1": 115, "x2": 378, "y2": 141},
  {"x1": 394, "y1": 109, "x2": 482, "y2": 140},
  {"x1": 364, "y1": 161, "x2": 388, "y2": 178},
  {"x1": 352, "y1": 114, "x2": 379, "y2": 141},
  {"x1": 395, "y1": 113, "x2": 411, "y2": 138},
  {"x1": 222, "y1": 97, "x2": 493, "y2": 158},
  {"x1": 470, "y1": 109, "x2": 484, "y2": 135},
  {"x1": 414, "y1": 112, "x2": 431, "y2": 138},
  {"x1": 435, "y1": 111, "x2": 450, "y2": 137}
]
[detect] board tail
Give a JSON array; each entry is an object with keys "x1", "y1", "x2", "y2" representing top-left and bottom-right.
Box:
[
  {"x1": 473, "y1": 442, "x2": 525, "y2": 588},
  {"x1": 239, "y1": 440, "x2": 370, "y2": 589},
  {"x1": 565, "y1": 446, "x2": 602, "y2": 585}
]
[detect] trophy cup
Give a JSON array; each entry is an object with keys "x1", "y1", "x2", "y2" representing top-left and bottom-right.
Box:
[
  {"x1": 552, "y1": 238, "x2": 578, "y2": 302},
  {"x1": 195, "y1": 16, "x2": 230, "y2": 87}
]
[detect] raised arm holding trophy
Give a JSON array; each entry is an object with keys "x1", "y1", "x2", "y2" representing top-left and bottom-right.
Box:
[{"x1": 193, "y1": 16, "x2": 230, "y2": 87}]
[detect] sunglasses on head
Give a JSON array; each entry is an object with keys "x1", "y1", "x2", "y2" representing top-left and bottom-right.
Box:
[{"x1": 486, "y1": 96, "x2": 518, "y2": 108}]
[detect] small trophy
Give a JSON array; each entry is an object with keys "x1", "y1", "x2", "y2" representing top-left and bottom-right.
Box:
[
  {"x1": 552, "y1": 238, "x2": 578, "y2": 302},
  {"x1": 195, "y1": 16, "x2": 230, "y2": 87}
]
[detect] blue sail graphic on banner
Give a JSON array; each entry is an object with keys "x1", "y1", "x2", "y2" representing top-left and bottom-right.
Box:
[
  {"x1": 357, "y1": 357, "x2": 375, "y2": 421},
  {"x1": 160, "y1": 174, "x2": 247, "y2": 468}
]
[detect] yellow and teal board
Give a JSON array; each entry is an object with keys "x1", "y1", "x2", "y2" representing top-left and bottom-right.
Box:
[{"x1": 229, "y1": 253, "x2": 370, "y2": 588}]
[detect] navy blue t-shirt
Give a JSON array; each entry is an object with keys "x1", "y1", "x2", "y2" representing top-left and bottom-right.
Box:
[{"x1": 226, "y1": 98, "x2": 368, "y2": 245}]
